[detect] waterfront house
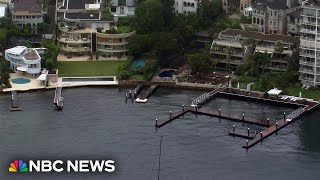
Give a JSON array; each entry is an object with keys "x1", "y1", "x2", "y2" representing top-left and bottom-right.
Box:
[
  {"x1": 251, "y1": 0, "x2": 301, "y2": 35},
  {"x1": 210, "y1": 29, "x2": 297, "y2": 71},
  {"x1": 56, "y1": 0, "x2": 135, "y2": 60},
  {"x1": 5, "y1": 46, "x2": 42, "y2": 76},
  {"x1": 11, "y1": 0, "x2": 43, "y2": 33}
]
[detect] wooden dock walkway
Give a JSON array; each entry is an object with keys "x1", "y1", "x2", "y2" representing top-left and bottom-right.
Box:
[
  {"x1": 156, "y1": 106, "x2": 271, "y2": 128},
  {"x1": 136, "y1": 85, "x2": 158, "y2": 103},
  {"x1": 191, "y1": 87, "x2": 224, "y2": 107},
  {"x1": 128, "y1": 83, "x2": 144, "y2": 98},
  {"x1": 229, "y1": 128, "x2": 257, "y2": 139},
  {"x1": 243, "y1": 103, "x2": 319, "y2": 149}
]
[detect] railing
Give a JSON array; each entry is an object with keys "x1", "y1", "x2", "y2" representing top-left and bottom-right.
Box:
[{"x1": 286, "y1": 107, "x2": 305, "y2": 120}]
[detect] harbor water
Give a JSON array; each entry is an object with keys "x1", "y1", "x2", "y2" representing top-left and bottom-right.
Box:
[{"x1": 0, "y1": 87, "x2": 320, "y2": 180}]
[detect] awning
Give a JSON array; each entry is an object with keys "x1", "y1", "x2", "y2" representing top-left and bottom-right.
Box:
[
  {"x1": 267, "y1": 88, "x2": 282, "y2": 95},
  {"x1": 17, "y1": 66, "x2": 27, "y2": 72},
  {"x1": 36, "y1": 74, "x2": 47, "y2": 81}
]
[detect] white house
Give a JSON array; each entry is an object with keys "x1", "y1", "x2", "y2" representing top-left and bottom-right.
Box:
[
  {"x1": 5, "y1": 46, "x2": 42, "y2": 76},
  {"x1": 174, "y1": 0, "x2": 198, "y2": 14}
]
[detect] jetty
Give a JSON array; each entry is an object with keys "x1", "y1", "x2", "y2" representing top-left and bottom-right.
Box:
[
  {"x1": 156, "y1": 106, "x2": 271, "y2": 128},
  {"x1": 155, "y1": 87, "x2": 320, "y2": 149},
  {"x1": 9, "y1": 91, "x2": 22, "y2": 111},
  {"x1": 127, "y1": 83, "x2": 144, "y2": 98},
  {"x1": 54, "y1": 86, "x2": 63, "y2": 110},
  {"x1": 135, "y1": 85, "x2": 158, "y2": 103}
]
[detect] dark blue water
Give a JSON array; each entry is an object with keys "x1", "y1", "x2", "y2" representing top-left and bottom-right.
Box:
[{"x1": 0, "y1": 87, "x2": 320, "y2": 180}]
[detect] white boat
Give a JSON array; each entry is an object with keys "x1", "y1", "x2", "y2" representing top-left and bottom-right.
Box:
[{"x1": 135, "y1": 98, "x2": 148, "y2": 103}]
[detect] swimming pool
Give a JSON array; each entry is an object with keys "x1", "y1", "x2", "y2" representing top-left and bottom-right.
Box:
[
  {"x1": 62, "y1": 77, "x2": 115, "y2": 82},
  {"x1": 158, "y1": 70, "x2": 176, "y2": 78},
  {"x1": 11, "y1": 78, "x2": 31, "y2": 84},
  {"x1": 130, "y1": 59, "x2": 146, "y2": 71}
]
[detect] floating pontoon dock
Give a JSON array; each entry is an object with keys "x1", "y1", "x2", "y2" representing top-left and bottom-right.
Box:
[
  {"x1": 54, "y1": 86, "x2": 63, "y2": 110},
  {"x1": 9, "y1": 91, "x2": 22, "y2": 111},
  {"x1": 135, "y1": 85, "x2": 158, "y2": 103}
]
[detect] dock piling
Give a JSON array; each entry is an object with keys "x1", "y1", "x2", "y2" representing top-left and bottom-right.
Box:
[
  {"x1": 242, "y1": 114, "x2": 245, "y2": 126},
  {"x1": 247, "y1": 128, "x2": 250, "y2": 136},
  {"x1": 169, "y1": 111, "x2": 172, "y2": 118},
  {"x1": 267, "y1": 118, "x2": 270, "y2": 126},
  {"x1": 260, "y1": 132, "x2": 263, "y2": 139},
  {"x1": 155, "y1": 119, "x2": 158, "y2": 127},
  {"x1": 246, "y1": 140, "x2": 249, "y2": 147},
  {"x1": 182, "y1": 105, "x2": 184, "y2": 111},
  {"x1": 233, "y1": 125, "x2": 235, "y2": 133},
  {"x1": 283, "y1": 112, "x2": 286, "y2": 123},
  {"x1": 219, "y1": 109, "x2": 221, "y2": 116}
]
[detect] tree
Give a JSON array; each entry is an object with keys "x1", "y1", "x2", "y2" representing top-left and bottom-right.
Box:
[
  {"x1": 160, "y1": 0, "x2": 175, "y2": 28},
  {"x1": 143, "y1": 58, "x2": 159, "y2": 80},
  {"x1": 134, "y1": 0, "x2": 164, "y2": 34},
  {"x1": 225, "y1": 46, "x2": 234, "y2": 73},
  {"x1": 187, "y1": 49, "x2": 211, "y2": 73},
  {"x1": 197, "y1": 0, "x2": 222, "y2": 28}
]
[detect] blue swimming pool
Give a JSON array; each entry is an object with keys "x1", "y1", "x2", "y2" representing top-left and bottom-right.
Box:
[
  {"x1": 11, "y1": 78, "x2": 31, "y2": 84},
  {"x1": 130, "y1": 59, "x2": 146, "y2": 71},
  {"x1": 158, "y1": 70, "x2": 176, "y2": 78}
]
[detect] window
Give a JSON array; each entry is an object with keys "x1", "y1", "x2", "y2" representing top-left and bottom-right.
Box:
[
  {"x1": 270, "y1": 10, "x2": 272, "y2": 16},
  {"x1": 187, "y1": 2, "x2": 190, "y2": 6},
  {"x1": 241, "y1": 4, "x2": 243, "y2": 10},
  {"x1": 253, "y1": 17, "x2": 256, "y2": 23},
  {"x1": 184, "y1": 2, "x2": 186, "y2": 6},
  {"x1": 191, "y1": 3, "x2": 194, "y2": 7},
  {"x1": 257, "y1": 18, "x2": 260, "y2": 24},
  {"x1": 275, "y1": 11, "x2": 277, "y2": 17},
  {"x1": 270, "y1": 21, "x2": 272, "y2": 27},
  {"x1": 261, "y1": 19, "x2": 264, "y2": 25},
  {"x1": 274, "y1": 30, "x2": 277, "y2": 34},
  {"x1": 111, "y1": 7, "x2": 116, "y2": 12}
]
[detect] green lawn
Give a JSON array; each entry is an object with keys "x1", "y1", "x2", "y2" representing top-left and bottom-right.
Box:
[
  {"x1": 117, "y1": 26, "x2": 132, "y2": 33},
  {"x1": 284, "y1": 86, "x2": 320, "y2": 101},
  {"x1": 57, "y1": 61, "x2": 125, "y2": 77}
]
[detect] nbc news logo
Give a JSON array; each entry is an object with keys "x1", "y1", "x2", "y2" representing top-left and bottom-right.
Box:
[{"x1": 9, "y1": 159, "x2": 115, "y2": 173}]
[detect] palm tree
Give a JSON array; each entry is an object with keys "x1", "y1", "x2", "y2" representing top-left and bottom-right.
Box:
[
  {"x1": 211, "y1": 42, "x2": 218, "y2": 71},
  {"x1": 225, "y1": 46, "x2": 234, "y2": 74},
  {"x1": 274, "y1": 41, "x2": 284, "y2": 54}
]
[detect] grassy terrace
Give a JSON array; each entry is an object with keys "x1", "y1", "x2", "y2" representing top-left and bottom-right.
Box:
[
  {"x1": 57, "y1": 61, "x2": 125, "y2": 77},
  {"x1": 116, "y1": 26, "x2": 131, "y2": 33}
]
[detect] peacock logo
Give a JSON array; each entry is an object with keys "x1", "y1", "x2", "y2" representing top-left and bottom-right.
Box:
[{"x1": 9, "y1": 160, "x2": 28, "y2": 172}]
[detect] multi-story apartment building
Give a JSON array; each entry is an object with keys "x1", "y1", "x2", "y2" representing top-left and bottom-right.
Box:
[
  {"x1": 251, "y1": 0, "x2": 301, "y2": 35},
  {"x1": 299, "y1": 1, "x2": 320, "y2": 86},
  {"x1": 110, "y1": 0, "x2": 135, "y2": 16},
  {"x1": 174, "y1": 0, "x2": 198, "y2": 14},
  {"x1": 56, "y1": 0, "x2": 135, "y2": 60},
  {"x1": 287, "y1": 9, "x2": 302, "y2": 36},
  {"x1": 11, "y1": 0, "x2": 43, "y2": 32},
  {"x1": 211, "y1": 29, "x2": 297, "y2": 71},
  {"x1": 5, "y1": 46, "x2": 42, "y2": 76}
]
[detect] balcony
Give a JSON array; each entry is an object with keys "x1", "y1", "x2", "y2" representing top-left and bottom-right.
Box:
[
  {"x1": 58, "y1": 23, "x2": 92, "y2": 34},
  {"x1": 96, "y1": 48, "x2": 128, "y2": 53},
  {"x1": 299, "y1": 60, "x2": 315, "y2": 66},
  {"x1": 268, "y1": 65, "x2": 287, "y2": 71},
  {"x1": 299, "y1": 76, "x2": 314, "y2": 82},
  {"x1": 212, "y1": 58, "x2": 243, "y2": 65},
  {"x1": 300, "y1": 52, "x2": 316, "y2": 58},
  {"x1": 57, "y1": 36, "x2": 91, "y2": 44},
  {"x1": 60, "y1": 46, "x2": 91, "y2": 53},
  {"x1": 299, "y1": 68, "x2": 315, "y2": 74}
]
